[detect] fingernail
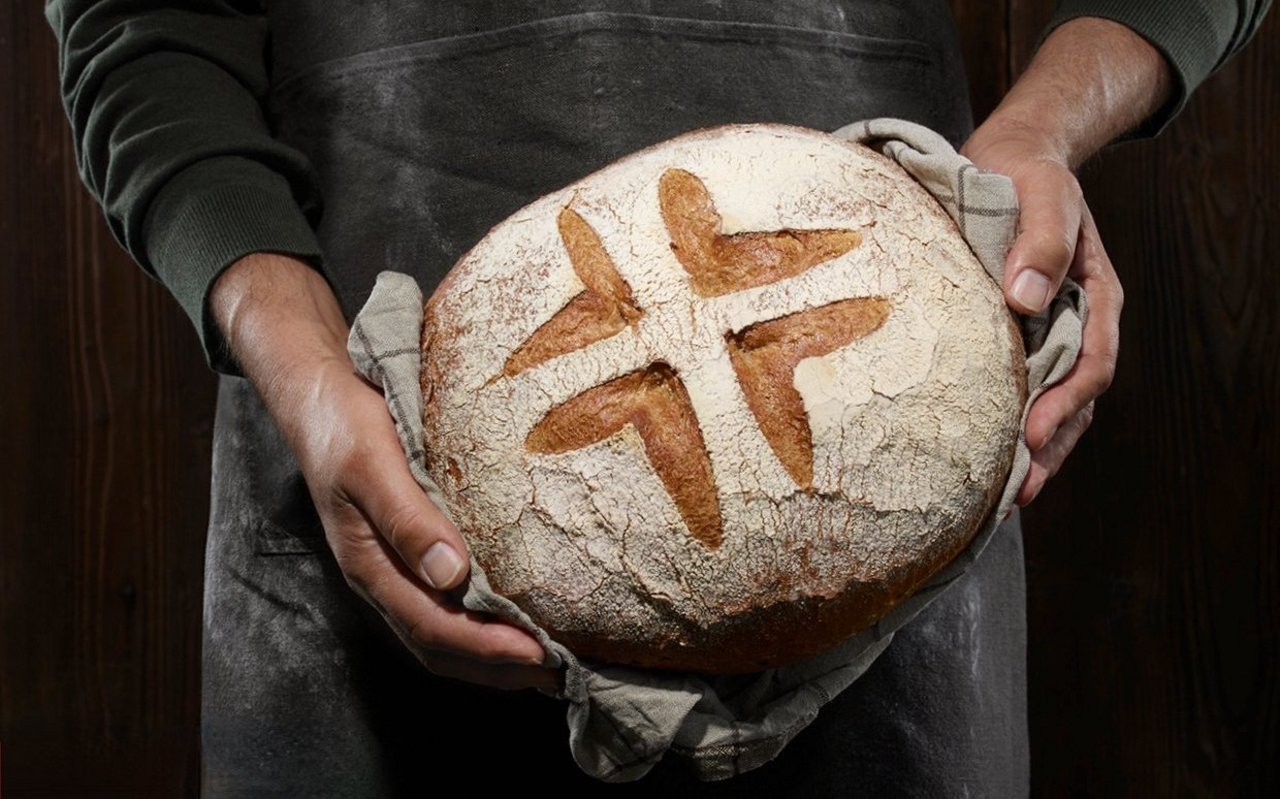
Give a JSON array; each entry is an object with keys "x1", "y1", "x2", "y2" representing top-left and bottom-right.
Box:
[
  {"x1": 1011, "y1": 270, "x2": 1052, "y2": 313},
  {"x1": 421, "y1": 542, "x2": 464, "y2": 590}
]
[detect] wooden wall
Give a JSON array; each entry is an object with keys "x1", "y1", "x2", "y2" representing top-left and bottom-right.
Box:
[
  {"x1": 1, "y1": 3, "x2": 212, "y2": 796},
  {"x1": 2, "y1": 2, "x2": 1276, "y2": 795}
]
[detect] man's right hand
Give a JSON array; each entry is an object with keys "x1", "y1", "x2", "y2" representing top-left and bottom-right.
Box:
[{"x1": 211, "y1": 252, "x2": 559, "y2": 692}]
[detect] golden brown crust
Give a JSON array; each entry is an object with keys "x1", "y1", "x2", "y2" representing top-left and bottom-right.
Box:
[
  {"x1": 525, "y1": 363, "x2": 723, "y2": 549},
  {"x1": 726, "y1": 297, "x2": 892, "y2": 488},
  {"x1": 551, "y1": 560, "x2": 926, "y2": 673},
  {"x1": 502, "y1": 208, "x2": 643, "y2": 378},
  {"x1": 659, "y1": 167, "x2": 861, "y2": 296}
]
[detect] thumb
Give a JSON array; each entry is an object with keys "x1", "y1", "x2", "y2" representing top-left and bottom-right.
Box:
[
  {"x1": 1004, "y1": 161, "x2": 1083, "y2": 315},
  {"x1": 347, "y1": 445, "x2": 471, "y2": 591}
]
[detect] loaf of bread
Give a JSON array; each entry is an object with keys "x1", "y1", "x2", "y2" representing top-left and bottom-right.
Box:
[{"x1": 421, "y1": 124, "x2": 1026, "y2": 673}]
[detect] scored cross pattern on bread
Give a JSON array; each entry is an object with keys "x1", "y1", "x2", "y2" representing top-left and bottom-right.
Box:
[
  {"x1": 725, "y1": 298, "x2": 890, "y2": 488},
  {"x1": 502, "y1": 208, "x2": 644, "y2": 378},
  {"x1": 509, "y1": 168, "x2": 889, "y2": 548},
  {"x1": 421, "y1": 124, "x2": 1026, "y2": 671},
  {"x1": 659, "y1": 168, "x2": 862, "y2": 297},
  {"x1": 525, "y1": 363, "x2": 723, "y2": 548}
]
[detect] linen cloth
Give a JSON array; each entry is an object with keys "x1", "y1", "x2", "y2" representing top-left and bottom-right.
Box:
[{"x1": 347, "y1": 117, "x2": 1086, "y2": 782}]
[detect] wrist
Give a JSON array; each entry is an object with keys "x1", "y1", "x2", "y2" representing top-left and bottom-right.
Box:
[
  {"x1": 210, "y1": 251, "x2": 352, "y2": 390},
  {"x1": 963, "y1": 116, "x2": 1069, "y2": 171}
]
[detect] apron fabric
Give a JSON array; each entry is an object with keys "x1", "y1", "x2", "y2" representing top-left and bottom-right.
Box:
[{"x1": 201, "y1": 3, "x2": 1030, "y2": 795}]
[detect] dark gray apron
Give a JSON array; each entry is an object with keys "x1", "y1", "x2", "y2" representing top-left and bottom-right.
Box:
[{"x1": 201, "y1": 3, "x2": 1029, "y2": 795}]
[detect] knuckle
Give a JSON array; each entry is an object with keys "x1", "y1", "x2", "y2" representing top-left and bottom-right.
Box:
[
  {"x1": 1096, "y1": 365, "x2": 1115, "y2": 395},
  {"x1": 1018, "y1": 477, "x2": 1043, "y2": 507},
  {"x1": 1086, "y1": 359, "x2": 1115, "y2": 397},
  {"x1": 1033, "y1": 449, "x2": 1064, "y2": 484},
  {"x1": 1079, "y1": 401, "x2": 1096, "y2": 428},
  {"x1": 1024, "y1": 228, "x2": 1074, "y2": 274},
  {"x1": 1061, "y1": 381, "x2": 1089, "y2": 415},
  {"x1": 1045, "y1": 230, "x2": 1076, "y2": 268},
  {"x1": 323, "y1": 514, "x2": 375, "y2": 557},
  {"x1": 1044, "y1": 459, "x2": 1063, "y2": 483},
  {"x1": 1064, "y1": 171, "x2": 1083, "y2": 202},
  {"x1": 381, "y1": 503, "x2": 429, "y2": 552}
]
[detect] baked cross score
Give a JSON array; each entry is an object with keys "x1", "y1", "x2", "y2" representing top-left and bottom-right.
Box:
[
  {"x1": 510, "y1": 168, "x2": 890, "y2": 549},
  {"x1": 503, "y1": 207, "x2": 644, "y2": 377}
]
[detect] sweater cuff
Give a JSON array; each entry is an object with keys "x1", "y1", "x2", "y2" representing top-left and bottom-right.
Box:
[
  {"x1": 1043, "y1": 1, "x2": 1236, "y2": 137},
  {"x1": 143, "y1": 156, "x2": 326, "y2": 376}
]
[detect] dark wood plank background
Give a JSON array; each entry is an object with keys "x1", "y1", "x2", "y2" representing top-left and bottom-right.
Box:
[
  {"x1": 2, "y1": 2, "x2": 1276, "y2": 795},
  {"x1": 1, "y1": 3, "x2": 211, "y2": 796}
]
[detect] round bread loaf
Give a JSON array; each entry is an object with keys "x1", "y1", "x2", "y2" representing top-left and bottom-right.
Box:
[{"x1": 421, "y1": 123, "x2": 1026, "y2": 673}]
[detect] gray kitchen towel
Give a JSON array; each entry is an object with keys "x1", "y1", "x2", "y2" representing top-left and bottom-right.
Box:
[{"x1": 346, "y1": 118, "x2": 1086, "y2": 783}]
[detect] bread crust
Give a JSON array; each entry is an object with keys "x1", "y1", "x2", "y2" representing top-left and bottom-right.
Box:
[{"x1": 421, "y1": 123, "x2": 1025, "y2": 673}]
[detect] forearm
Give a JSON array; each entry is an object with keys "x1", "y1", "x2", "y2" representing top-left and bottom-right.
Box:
[
  {"x1": 47, "y1": 0, "x2": 325, "y2": 374},
  {"x1": 209, "y1": 253, "x2": 352, "y2": 446},
  {"x1": 1045, "y1": 0, "x2": 1273, "y2": 136},
  {"x1": 973, "y1": 17, "x2": 1175, "y2": 168}
]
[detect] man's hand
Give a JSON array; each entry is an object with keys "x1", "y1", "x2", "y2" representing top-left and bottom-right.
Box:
[
  {"x1": 211, "y1": 252, "x2": 558, "y2": 692},
  {"x1": 961, "y1": 132, "x2": 1122, "y2": 505},
  {"x1": 960, "y1": 17, "x2": 1173, "y2": 505}
]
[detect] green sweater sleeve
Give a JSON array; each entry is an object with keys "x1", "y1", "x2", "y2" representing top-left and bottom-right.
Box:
[
  {"x1": 1044, "y1": 0, "x2": 1274, "y2": 136},
  {"x1": 46, "y1": 0, "x2": 327, "y2": 375}
]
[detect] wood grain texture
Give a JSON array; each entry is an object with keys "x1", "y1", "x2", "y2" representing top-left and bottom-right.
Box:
[
  {"x1": 975, "y1": 2, "x2": 1280, "y2": 796},
  {"x1": 948, "y1": 0, "x2": 1013, "y2": 123},
  {"x1": 0, "y1": 2, "x2": 212, "y2": 795}
]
